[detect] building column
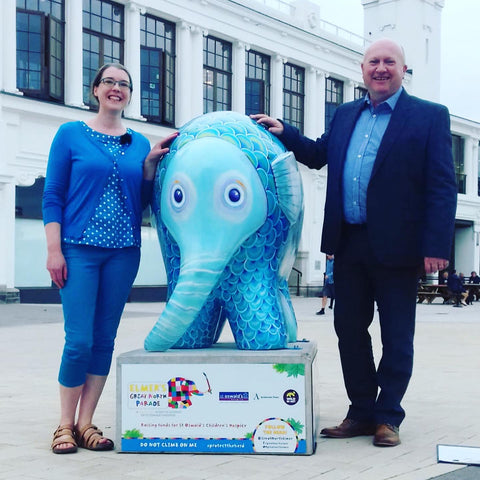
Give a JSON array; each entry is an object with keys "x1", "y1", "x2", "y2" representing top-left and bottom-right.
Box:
[
  {"x1": 345, "y1": 80, "x2": 355, "y2": 103},
  {"x1": 304, "y1": 67, "x2": 318, "y2": 139},
  {"x1": 190, "y1": 26, "x2": 205, "y2": 119},
  {"x1": 1, "y1": 0, "x2": 20, "y2": 94},
  {"x1": 232, "y1": 41, "x2": 247, "y2": 114},
  {"x1": 464, "y1": 136, "x2": 477, "y2": 197},
  {"x1": 317, "y1": 71, "x2": 327, "y2": 135},
  {"x1": 271, "y1": 54, "x2": 284, "y2": 120},
  {"x1": 65, "y1": 0, "x2": 85, "y2": 107},
  {"x1": 474, "y1": 223, "x2": 480, "y2": 274},
  {"x1": 464, "y1": 137, "x2": 479, "y2": 198},
  {"x1": 0, "y1": 181, "x2": 19, "y2": 302},
  {"x1": 124, "y1": 2, "x2": 145, "y2": 120},
  {"x1": 175, "y1": 21, "x2": 193, "y2": 128}
]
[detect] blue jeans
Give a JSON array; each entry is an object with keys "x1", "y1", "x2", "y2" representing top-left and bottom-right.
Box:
[{"x1": 59, "y1": 244, "x2": 140, "y2": 387}]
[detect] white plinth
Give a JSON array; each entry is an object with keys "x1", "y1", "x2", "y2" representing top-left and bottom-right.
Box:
[{"x1": 116, "y1": 341, "x2": 318, "y2": 455}]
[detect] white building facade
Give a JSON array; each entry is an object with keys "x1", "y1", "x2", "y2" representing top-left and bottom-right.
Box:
[{"x1": 1, "y1": 0, "x2": 479, "y2": 302}]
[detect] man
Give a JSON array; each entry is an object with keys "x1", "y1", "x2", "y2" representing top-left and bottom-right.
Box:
[
  {"x1": 447, "y1": 270, "x2": 467, "y2": 306},
  {"x1": 252, "y1": 38, "x2": 457, "y2": 447},
  {"x1": 438, "y1": 270, "x2": 449, "y2": 285},
  {"x1": 467, "y1": 271, "x2": 480, "y2": 303},
  {"x1": 317, "y1": 254, "x2": 334, "y2": 315},
  {"x1": 469, "y1": 271, "x2": 480, "y2": 285}
]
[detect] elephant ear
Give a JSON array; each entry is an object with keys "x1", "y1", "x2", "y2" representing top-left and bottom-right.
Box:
[
  {"x1": 271, "y1": 151, "x2": 303, "y2": 225},
  {"x1": 272, "y1": 151, "x2": 304, "y2": 343},
  {"x1": 153, "y1": 163, "x2": 181, "y2": 298}
]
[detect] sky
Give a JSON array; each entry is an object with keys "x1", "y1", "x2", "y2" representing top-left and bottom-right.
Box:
[{"x1": 314, "y1": 0, "x2": 480, "y2": 123}]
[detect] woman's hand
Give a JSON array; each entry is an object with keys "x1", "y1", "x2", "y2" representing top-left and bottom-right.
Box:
[
  {"x1": 143, "y1": 131, "x2": 179, "y2": 180},
  {"x1": 45, "y1": 222, "x2": 67, "y2": 288},
  {"x1": 250, "y1": 114, "x2": 284, "y2": 135},
  {"x1": 47, "y1": 250, "x2": 67, "y2": 289}
]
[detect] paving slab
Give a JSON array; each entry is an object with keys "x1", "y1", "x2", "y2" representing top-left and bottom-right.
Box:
[{"x1": 1, "y1": 297, "x2": 479, "y2": 479}]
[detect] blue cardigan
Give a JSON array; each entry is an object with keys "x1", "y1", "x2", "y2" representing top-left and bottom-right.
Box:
[{"x1": 43, "y1": 121, "x2": 152, "y2": 244}]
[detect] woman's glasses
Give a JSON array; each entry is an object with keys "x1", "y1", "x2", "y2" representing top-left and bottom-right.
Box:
[{"x1": 100, "y1": 78, "x2": 131, "y2": 90}]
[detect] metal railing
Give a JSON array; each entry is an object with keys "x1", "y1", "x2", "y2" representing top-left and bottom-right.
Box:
[{"x1": 291, "y1": 266, "x2": 303, "y2": 296}]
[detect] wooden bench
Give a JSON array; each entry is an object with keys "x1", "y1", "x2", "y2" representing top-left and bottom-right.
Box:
[
  {"x1": 466, "y1": 284, "x2": 480, "y2": 302},
  {"x1": 416, "y1": 284, "x2": 453, "y2": 304},
  {"x1": 417, "y1": 291, "x2": 445, "y2": 304}
]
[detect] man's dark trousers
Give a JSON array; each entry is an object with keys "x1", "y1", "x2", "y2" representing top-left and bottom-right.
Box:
[{"x1": 333, "y1": 224, "x2": 419, "y2": 427}]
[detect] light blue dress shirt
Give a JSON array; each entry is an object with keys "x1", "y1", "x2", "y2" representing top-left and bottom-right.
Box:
[{"x1": 342, "y1": 87, "x2": 403, "y2": 224}]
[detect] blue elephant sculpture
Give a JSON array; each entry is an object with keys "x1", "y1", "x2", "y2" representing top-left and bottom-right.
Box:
[{"x1": 144, "y1": 111, "x2": 304, "y2": 351}]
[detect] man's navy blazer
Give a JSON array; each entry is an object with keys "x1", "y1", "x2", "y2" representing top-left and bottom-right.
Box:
[{"x1": 279, "y1": 89, "x2": 457, "y2": 268}]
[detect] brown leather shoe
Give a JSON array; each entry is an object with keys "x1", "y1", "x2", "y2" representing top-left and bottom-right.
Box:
[
  {"x1": 320, "y1": 418, "x2": 376, "y2": 438},
  {"x1": 373, "y1": 424, "x2": 401, "y2": 447}
]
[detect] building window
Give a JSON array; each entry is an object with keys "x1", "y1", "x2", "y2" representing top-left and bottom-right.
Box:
[
  {"x1": 15, "y1": 177, "x2": 153, "y2": 224},
  {"x1": 325, "y1": 77, "x2": 344, "y2": 128},
  {"x1": 354, "y1": 86, "x2": 367, "y2": 100},
  {"x1": 203, "y1": 36, "x2": 232, "y2": 113},
  {"x1": 140, "y1": 14, "x2": 175, "y2": 126},
  {"x1": 452, "y1": 134, "x2": 466, "y2": 194},
  {"x1": 16, "y1": 0, "x2": 65, "y2": 102},
  {"x1": 83, "y1": 0, "x2": 124, "y2": 106},
  {"x1": 16, "y1": 177, "x2": 45, "y2": 219},
  {"x1": 283, "y1": 62, "x2": 304, "y2": 133},
  {"x1": 245, "y1": 50, "x2": 270, "y2": 116}
]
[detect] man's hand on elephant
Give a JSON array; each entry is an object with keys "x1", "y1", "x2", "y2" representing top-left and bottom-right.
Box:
[{"x1": 250, "y1": 114, "x2": 284, "y2": 136}]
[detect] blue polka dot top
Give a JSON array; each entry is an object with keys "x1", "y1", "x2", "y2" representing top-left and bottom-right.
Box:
[{"x1": 63, "y1": 123, "x2": 139, "y2": 248}]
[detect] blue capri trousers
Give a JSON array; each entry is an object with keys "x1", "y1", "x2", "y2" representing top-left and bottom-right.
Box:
[{"x1": 59, "y1": 244, "x2": 140, "y2": 387}]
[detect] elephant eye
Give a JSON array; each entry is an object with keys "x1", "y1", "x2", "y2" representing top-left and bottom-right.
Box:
[
  {"x1": 171, "y1": 184, "x2": 186, "y2": 209},
  {"x1": 224, "y1": 182, "x2": 245, "y2": 207},
  {"x1": 174, "y1": 188, "x2": 183, "y2": 203}
]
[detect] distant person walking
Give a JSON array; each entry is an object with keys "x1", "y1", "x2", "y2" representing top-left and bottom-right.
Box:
[{"x1": 317, "y1": 254, "x2": 334, "y2": 315}]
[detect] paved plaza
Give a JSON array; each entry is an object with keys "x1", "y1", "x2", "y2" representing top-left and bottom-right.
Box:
[{"x1": 0, "y1": 296, "x2": 479, "y2": 480}]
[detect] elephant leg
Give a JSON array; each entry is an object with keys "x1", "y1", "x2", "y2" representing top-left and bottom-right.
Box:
[
  {"x1": 278, "y1": 278, "x2": 298, "y2": 343},
  {"x1": 173, "y1": 296, "x2": 226, "y2": 348},
  {"x1": 225, "y1": 278, "x2": 288, "y2": 350}
]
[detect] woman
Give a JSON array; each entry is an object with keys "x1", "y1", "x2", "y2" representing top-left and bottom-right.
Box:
[{"x1": 43, "y1": 63, "x2": 177, "y2": 454}]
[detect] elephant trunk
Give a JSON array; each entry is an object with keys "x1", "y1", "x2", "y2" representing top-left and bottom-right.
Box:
[{"x1": 144, "y1": 256, "x2": 224, "y2": 351}]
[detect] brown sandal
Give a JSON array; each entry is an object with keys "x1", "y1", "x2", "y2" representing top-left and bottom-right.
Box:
[
  {"x1": 75, "y1": 424, "x2": 114, "y2": 451},
  {"x1": 52, "y1": 425, "x2": 78, "y2": 454}
]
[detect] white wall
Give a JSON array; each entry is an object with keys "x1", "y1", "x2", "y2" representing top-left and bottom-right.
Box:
[
  {"x1": 14, "y1": 219, "x2": 167, "y2": 287},
  {"x1": 137, "y1": 227, "x2": 167, "y2": 286},
  {"x1": 455, "y1": 226, "x2": 476, "y2": 277},
  {"x1": 15, "y1": 219, "x2": 50, "y2": 287},
  {"x1": 362, "y1": 0, "x2": 443, "y2": 102}
]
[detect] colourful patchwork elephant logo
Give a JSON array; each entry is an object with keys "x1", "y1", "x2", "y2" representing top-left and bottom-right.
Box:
[{"x1": 167, "y1": 374, "x2": 212, "y2": 409}]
